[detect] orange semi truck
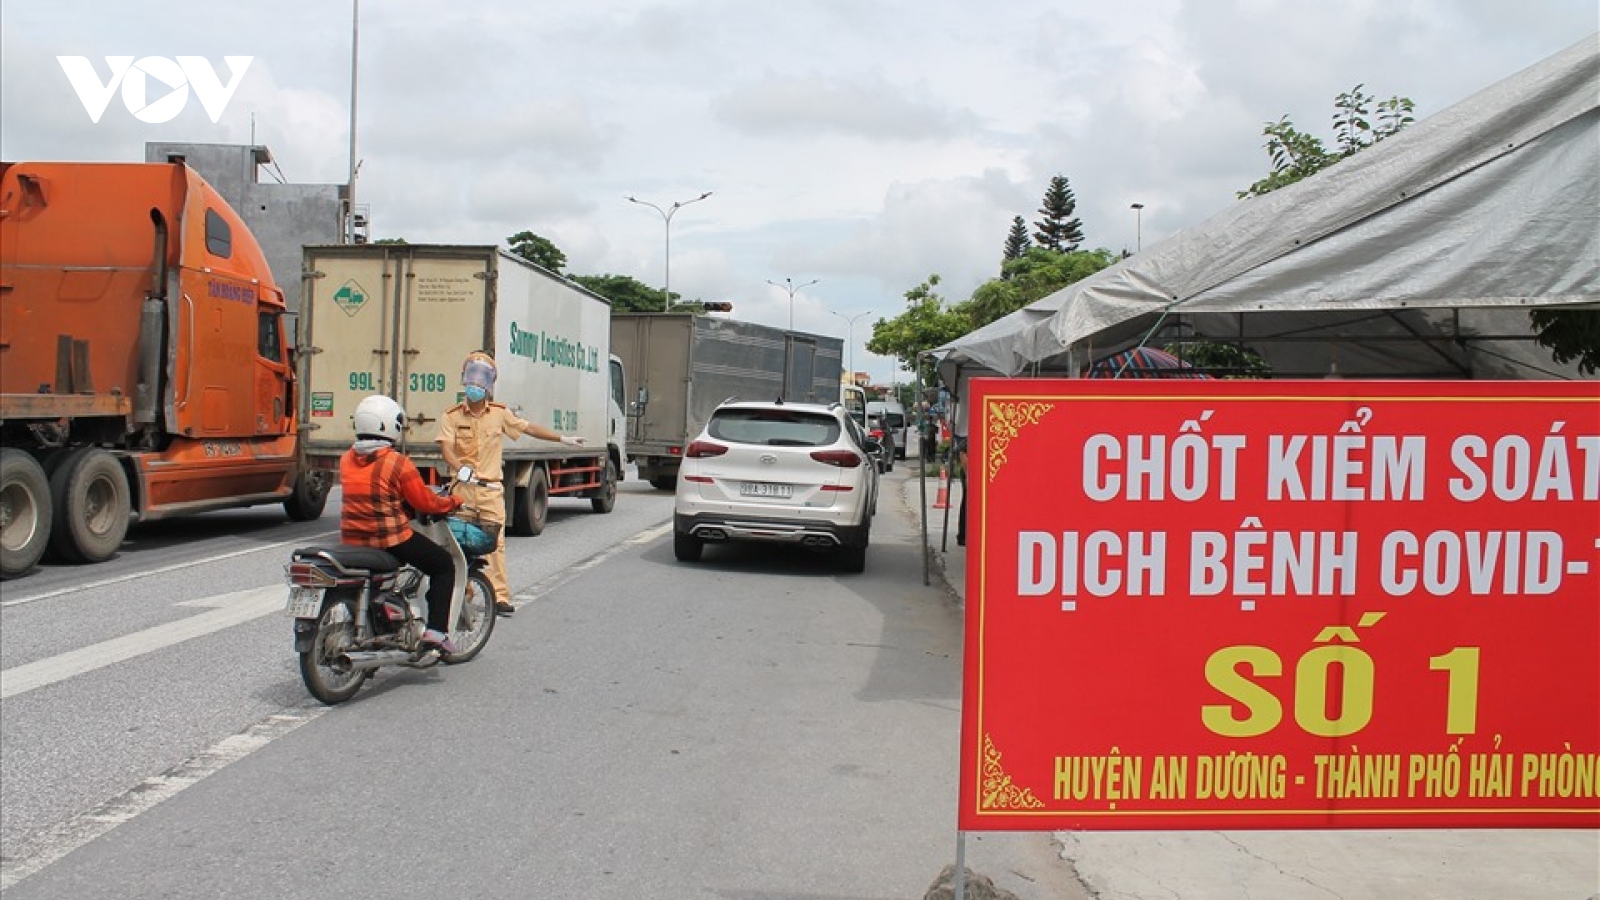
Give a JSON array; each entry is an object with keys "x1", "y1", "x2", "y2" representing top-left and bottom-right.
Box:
[{"x1": 0, "y1": 160, "x2": 327, "y2": 578}]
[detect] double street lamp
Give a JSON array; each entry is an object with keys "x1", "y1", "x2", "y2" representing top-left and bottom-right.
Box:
[
  {"x1": 767, "y1": 277, "x2": 819, "y2": 331},
  {"x1": 830, "y1": 309, "x2": 871, "y2": 383},
  {"x1": 628, "y1": 191, "x2": 713, "y2": 311}
]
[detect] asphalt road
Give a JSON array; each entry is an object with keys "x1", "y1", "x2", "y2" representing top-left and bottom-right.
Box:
[
  {"x1": 0, "y1": 468, "x2": 1073, "y2": 899},
  {"x1": 14, "y1": 467, "x2": 1583, "y2": 899}
]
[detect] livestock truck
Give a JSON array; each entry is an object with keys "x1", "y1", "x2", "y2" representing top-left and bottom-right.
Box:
[
  {"x1": 610, "y1": 313, "x2": 844, "y2": 489},
  {"x1": 297, "y1": 244, "x2": 624, "y2": 536},
  {"x1": 0, "y1": 160, "x2": 326, "y2": 579}
]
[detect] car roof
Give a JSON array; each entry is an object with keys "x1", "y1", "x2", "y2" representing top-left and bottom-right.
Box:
[{"x1": 714, "y1": 399, "x2": 842, "y2": 415}]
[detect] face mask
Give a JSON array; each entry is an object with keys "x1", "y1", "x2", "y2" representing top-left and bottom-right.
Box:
[{"x1": 464, "y1": 385, "x2": 487, "y2": 402}]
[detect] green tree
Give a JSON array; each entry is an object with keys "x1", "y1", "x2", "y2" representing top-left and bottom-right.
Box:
[
  {"x1": 501, "y1": 230, "x2": 692, "y2": 314},
  {"x1": 1163, "y1": 339, "x2": 1272, "y2": 379},
  {"x1": 373, "y1": 237, "x2": 407, "y2": 244},
  {"x1": 865, "y1": 275, "x2": 971, "y2": 382},
  {"x1": 505, "y1": 231, "x2": 568, "y2": 273},
  {"x1": 568, "y1": 273, "x2": 672, "y2": 313},
  {"x1": 1033, "y1": 175, "x2": 1085, "y2": 252},
  {"x1": 1001, "y1": 216, "x2": 1031, "y2": 276},
  {"x1": 1238, "y1": 85, "x2": 1413, "y2": 199},
  {"x1": 1529, "y1": 308, "x2": 1600, "y2": 375},
  {"x1": 965, "y1": 247, "x2": 1120, "y2": 329}
]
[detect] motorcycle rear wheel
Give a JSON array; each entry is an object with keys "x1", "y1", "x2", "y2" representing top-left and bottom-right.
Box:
[
  {"x1": 299, "y1": 595, "x2": 370, "y2": 704},
  {"x1": 442, "y1": 571, "x2": 495, "y2": 664}
]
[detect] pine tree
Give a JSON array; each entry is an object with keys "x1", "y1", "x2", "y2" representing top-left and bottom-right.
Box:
[
  {"x1": 1033, "y1": 175, "x2": 1085, "y2": 252},
  {"x1": 1001, "y1": 216, "x2": 1031, "y2": 277}
]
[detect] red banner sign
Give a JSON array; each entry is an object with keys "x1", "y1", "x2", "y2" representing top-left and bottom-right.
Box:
[{"x1": 957, "y1": 379, "x2": 1600, "y2": 830}]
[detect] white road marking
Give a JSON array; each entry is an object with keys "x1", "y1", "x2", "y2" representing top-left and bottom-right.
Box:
[
  {"x1": 0, "y1": 586, "x2": 287, "y2": 699},
  {"x1": 511, "y1": 520, "x2": 671, "y2": 602},
  {"x1": 0, "y1": 706, "x2": 327, "y2": 891},
  {"x1": 0, "y1": 532, "x2": 334, "y2": 607},
  {"x1": 628, "y1": 522, "x2": 673, "y2": 544}
]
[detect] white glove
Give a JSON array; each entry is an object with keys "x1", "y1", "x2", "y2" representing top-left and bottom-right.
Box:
[{"x1": 561, "y1": 435, "x2": 586, "y2": 447}]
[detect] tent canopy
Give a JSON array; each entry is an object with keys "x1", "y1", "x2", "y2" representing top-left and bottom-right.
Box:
[{"x1": 936, "y1": 35, "x2": 1599, "y2": 385}]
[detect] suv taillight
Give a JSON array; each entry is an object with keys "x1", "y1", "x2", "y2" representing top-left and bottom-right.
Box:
[
  {"x1": 686, "y1": 440, "x2": 728, "y2": 458},
  {"x1": 810, "y1": 449, "x2": 862, "y2": 468}
]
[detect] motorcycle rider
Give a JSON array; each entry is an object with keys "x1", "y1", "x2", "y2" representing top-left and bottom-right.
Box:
[{"x1": 341, "y1": 394, "x2": 465, "y2": 653}]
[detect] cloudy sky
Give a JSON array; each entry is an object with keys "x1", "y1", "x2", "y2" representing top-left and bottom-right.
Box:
[{"x1": 3, "y1": 1, "x2": 1594, "y2": 381}]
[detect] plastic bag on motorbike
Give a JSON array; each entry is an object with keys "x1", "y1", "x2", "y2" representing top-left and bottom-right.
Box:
[{"x1": 448, "y1": 517, "x2": 499, "y2": 556}]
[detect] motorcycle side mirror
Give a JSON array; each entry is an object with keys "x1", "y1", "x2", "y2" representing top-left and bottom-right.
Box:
[{"x1": 456, "y1": 465, "x2": 475, "y2": 484}]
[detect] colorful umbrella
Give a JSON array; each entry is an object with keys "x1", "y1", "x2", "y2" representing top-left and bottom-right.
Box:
[{"x1": 1087, "y1": 346, "x2": 1212, "y2": 379}]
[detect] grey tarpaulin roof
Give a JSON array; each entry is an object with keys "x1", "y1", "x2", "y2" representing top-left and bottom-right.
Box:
[{"x1": 935, "y1": 34, "x2": 1599, "y2": 385}]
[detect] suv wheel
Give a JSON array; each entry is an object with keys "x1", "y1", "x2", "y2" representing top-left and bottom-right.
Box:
[{"x1": 673, "y1": 530, "x2": 704, "y2": 562}]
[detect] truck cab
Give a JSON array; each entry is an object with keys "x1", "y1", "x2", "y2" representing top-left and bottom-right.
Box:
[{"x1": 0, "y1": 160, "x2": 322, "y2": 577}]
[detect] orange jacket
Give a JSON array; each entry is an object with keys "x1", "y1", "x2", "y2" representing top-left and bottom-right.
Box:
[{"x1": 339, "y1": 446, "x2": 458, "y2": 548}]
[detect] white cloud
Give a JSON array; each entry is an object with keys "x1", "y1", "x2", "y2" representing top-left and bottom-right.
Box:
[
  {"x1": 714, "y1": 72, "x2": 980, "y2": 141},
  {"x1": 3, "y1": 0, "x2": 1592, "y2": 385}
]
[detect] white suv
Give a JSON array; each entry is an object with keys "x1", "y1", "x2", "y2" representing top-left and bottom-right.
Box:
[{"x1": 673, "y1": 399, "x2": 881, "y2": 572}]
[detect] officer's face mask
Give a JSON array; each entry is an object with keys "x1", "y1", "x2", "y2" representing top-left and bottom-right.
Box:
[{"x1": 462, "y1": 359, "x2": 496, "y2": 403}]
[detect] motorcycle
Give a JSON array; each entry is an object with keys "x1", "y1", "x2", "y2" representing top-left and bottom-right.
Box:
[{"x1": 284, "y1": 466, "x2": 499, "y2": 704}]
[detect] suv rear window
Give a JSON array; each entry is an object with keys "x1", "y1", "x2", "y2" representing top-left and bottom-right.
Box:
[
  {"x1": 885, "y1": 413, "x2": 905, "y2": 429},
  {"x1": 709, "y1": 409, "x2": 841, "y2": 447}
]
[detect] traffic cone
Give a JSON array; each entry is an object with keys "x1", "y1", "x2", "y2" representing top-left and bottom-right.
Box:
[{"x1": 932, "y1": 465, "x2": 950, "y2": 509}]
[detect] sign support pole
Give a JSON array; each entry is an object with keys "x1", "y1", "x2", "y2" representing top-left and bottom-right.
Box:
[{"x1": 954, "y1": 831, "x2": 967, "y2": 900}]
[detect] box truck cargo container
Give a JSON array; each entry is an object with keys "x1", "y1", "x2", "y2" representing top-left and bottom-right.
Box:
[
  {"x1": 297, "y1": 244, "x2": 624, "y2": 536},
  {"x1": 610, "y1": 313, "x2": 843, "y2": 489}
]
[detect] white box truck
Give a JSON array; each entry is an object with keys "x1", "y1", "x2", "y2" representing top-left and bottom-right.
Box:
[
  {"x1": 297, "y1": 244, "x2": 625, "y2": 535},
  {"x1": 611, "y1": 313, "x2": 844, "y2": 490}
]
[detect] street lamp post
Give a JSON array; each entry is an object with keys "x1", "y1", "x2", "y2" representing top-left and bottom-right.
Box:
[
  {"x1": 345, "y1": 0, "x2": 359, "y2": 244},
  {"x1": 830, "y1": 309, "x2": 871, "y2": 383},
  {"x1": 768, "y1": 277, "x2": 819, "y2": 331},
  {"x1": 1130, "y1": 202, "x2": 1145, "y2": 254},
  {"x1": 628, "y1": 191, "x2": 713, "y2": 311}
]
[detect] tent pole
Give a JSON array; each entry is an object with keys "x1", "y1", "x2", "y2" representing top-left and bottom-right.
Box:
[{"x1": 917, "y1": 351, "x2": 933, "y2": 587}]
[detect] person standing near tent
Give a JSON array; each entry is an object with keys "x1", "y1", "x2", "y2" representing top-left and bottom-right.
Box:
[
  {"x1": 951, "y1": 396, "x2": 969, "y2": 547},
  {"x1": 437, "y1": 351, "x2": 585, "y2": 617}
]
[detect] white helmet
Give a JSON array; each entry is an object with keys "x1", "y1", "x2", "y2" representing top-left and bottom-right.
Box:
[{"x1": 352, "y1": 395, "x2": 406, "y2": 441}]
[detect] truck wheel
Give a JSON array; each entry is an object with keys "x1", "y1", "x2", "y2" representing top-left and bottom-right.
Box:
[
  {"x1": 590, "y1": 458, "x2": 617, "y2": 514},
  {"x1": 1, "y1": 448, "x2": 53, "y2": 579},
  {"x1": 48, "y1": 448, "x2": 131, "y2": 564},
  {"x1": 648, "y1": 476, "x2": 677, "y2": 491},
  {"x1": 284, "y1": 469, "x2": 330, "y2": 522},
  {"x1": 508, "y1": 467, "x2": 548, "y2": 537}
]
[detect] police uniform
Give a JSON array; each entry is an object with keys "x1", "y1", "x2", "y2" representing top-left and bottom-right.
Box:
[{"x1": 436, "y1": 400, "x2": 531, "y2": 607}]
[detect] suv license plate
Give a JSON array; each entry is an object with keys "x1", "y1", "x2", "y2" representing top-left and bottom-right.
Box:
[
  {"x1": 740, "y1": 481, "x2": 793, "y2": 499},
  {"x1": 285, "y1": 586, "x2": 325, "y2": 618}
]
